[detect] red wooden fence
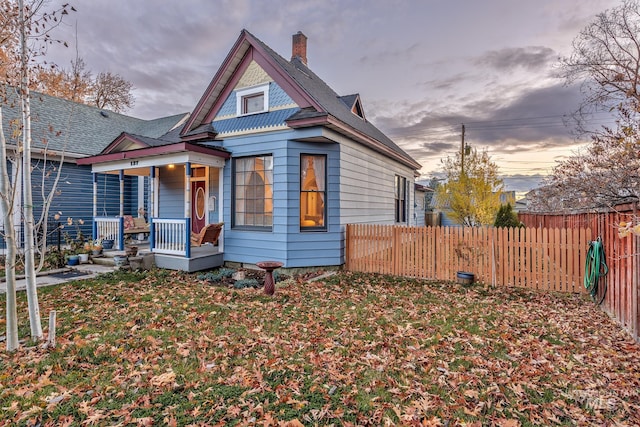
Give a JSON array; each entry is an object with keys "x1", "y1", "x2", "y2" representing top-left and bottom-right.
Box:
[{"x1": 520, "y1": 203, "x2": 639, "y2": 342}]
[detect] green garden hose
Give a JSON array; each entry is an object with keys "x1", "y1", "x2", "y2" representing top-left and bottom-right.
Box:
[{"x1": 584, "y1": 237, "x2": 608, "y2": 305}]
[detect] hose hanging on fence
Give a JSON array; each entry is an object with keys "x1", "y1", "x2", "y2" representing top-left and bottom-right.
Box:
[{"x1": 584, "y1": 237, "x2": 608, "y2": 305}]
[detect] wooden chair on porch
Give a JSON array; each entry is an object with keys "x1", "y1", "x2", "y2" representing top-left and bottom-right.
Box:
[{"x1": 190, "y1": 222, "x2": 224, "y2": 247}]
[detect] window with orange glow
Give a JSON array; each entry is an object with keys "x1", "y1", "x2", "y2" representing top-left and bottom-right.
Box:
[{"x1": 300, "y1": 154, "x2": 326, "y2": 230}]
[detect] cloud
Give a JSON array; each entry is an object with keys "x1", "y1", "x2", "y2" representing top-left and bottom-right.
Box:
[
  {"x1": 501, "y1": 174, "x2": 546, "y2": 192},
  {"x1": 475, "y1": 46, "x2": 558, "y2": 72},
  {"x1": 379, "y1": 82, "x2": 587, "y2": 149}
]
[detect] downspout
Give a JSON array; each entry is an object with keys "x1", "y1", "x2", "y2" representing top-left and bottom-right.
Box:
[
  {"x1": 185, "y1": 162, "x2": 192, "y2": 258},
  {"x1": 150, "y1": 166, "x2": 156, "y2": 218},
  {"x1": 119, "y1": 169, "x2": 124, "y2": 217},
  {"x1": 92, "y1": 173, "x2": 97, "y2": 240}
]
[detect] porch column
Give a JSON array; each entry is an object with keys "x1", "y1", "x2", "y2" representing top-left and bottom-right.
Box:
[
  {"x1": 218, "y1": 168, "x2": 224, "y2": 223},
  {"x1": 150, "y1": 166, "x2": 156, "y2": 218},
  {"x1": 119, "y1": 170, "x2": 124, "y2": 217},
  {"x1": 218, "y1": 167, "x2": 224, "y2": 252},
  {"x1": 185, "y1": 162, "x2": 191, "y2": 220},
  {"x1": 137, "y1": 176, "x2": 145, "y2": 217},
  {"x1": 92, "y1": 173, "x2": 97, "y2": 239}
]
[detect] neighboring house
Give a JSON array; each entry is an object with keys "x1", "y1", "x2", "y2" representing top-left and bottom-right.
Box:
[
  {"x1": 78, "y1": 30, "x2": 421, "y2": 271},
  {"x1": 434, "y1": 190, "x2": 515, "y2": 227},
  {"x1": 0, "y1": 88, "x2": 187, "y2": 252},
  {"x1": 413, "y1": 183, "x2": 429, "y2": 227}
]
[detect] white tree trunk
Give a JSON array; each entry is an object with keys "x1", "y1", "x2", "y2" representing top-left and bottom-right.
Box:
[
  {"x1": 0, "y1": 107, "x2": 20, "y2": 352},
  {"x1": 19, "y1": 0, "x2": 43, "y2": 341}
]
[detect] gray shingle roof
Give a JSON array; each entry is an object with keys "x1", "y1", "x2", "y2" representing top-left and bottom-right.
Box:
[
  {"x1": 122, "y1": 133, "x2": 177, "y2": 147},
  {"x1": 244, "y1": 30, "x2": 419, "y2": 169},
  {"x1": 1, "y1": 88, "x2": 187, "y2": 156},
  {"x1": 338, "y1": 94, "x2": 359, "y2": 109}
]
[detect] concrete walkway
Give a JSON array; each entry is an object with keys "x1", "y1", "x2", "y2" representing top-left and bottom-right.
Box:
[{"x1": 0, "y1": 263, "x2": 116, "y2": 294}]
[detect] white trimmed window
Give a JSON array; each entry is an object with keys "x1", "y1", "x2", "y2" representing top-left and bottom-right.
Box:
[
  {"x1": 395, "y1": 175, "x2": 408, "y2": 223},
  {"x1": 300, "y1": 154, "x2": 326, "y2": 230},
  {"x1": 236, "y1": 83, "x2": 270, "y2": 116},
  {"x1": 233, "y1": 155, "x2": 273, "y2": 229}
]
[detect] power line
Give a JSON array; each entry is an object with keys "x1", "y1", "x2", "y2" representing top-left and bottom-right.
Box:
[{"x1": 386, "y1": 110, "x2": 616, "y2": 139}]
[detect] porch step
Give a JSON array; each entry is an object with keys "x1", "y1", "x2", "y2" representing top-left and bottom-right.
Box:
[
  {"x1": 91, "y1": 251, "x2": 154, "y2": 270},
  {"x1": 91, "y1": 249, "x2": 127, "y2": 267},
  {"x1": 91, "y1": 255, "x2": 116, "y2": 267}
]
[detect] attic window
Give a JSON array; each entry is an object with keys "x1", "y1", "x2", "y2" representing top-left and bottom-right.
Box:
[
  {"x1": 352, "y1": 101, "x2": 364, "y2": 119},
  {"x1": 236, "y1": 83, "x2": 270, "y2": 116}
]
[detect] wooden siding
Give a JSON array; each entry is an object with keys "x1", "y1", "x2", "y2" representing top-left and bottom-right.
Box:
[
  {"x1": 1, "y1": 160, "x2": 137, "y2": 249},
  {"x1": 414, "y1": 189, "x2": 427, "y2": 227},
  {"x1": 338, "y1": 135, "x2": 415, "y2": 226},
  {"x1": 284, "y1": 140, "x2": 342, "y2": 267},
  {"x1": 35, "y1": 162, "x2": 134, "y2": 237},
  {"x1": 158, "y1": 165, "x2": 186, "y2": 218},
  {"x1": 346, "y1": 224, "x2": 591, "y2": 294},
  {"x1": 221, "y1": 129, "x2": 346, "y2": 267},
  {"x1": 520, "y1": 206, "x2": 640, "y2": 342},
  {"x1": 222, "y1": 130, "x2": 291, "y2": 265}
]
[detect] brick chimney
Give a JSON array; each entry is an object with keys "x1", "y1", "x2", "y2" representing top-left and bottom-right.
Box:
[{"x1": 291, "y1": 31, "x2": 307, "y2": 66}]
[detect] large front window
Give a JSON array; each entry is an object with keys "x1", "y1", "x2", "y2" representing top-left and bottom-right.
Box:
[
  {"x1": 300, "y1": 154, "x2": 326, "y2": 230},
  {"x1": 233, "y1": 155, "x2": 273, "y2": 229}
]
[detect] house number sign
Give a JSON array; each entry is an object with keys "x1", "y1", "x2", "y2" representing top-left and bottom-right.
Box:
[{"x1": 130, "y1": 161, "x2": 138, "y2": 166}]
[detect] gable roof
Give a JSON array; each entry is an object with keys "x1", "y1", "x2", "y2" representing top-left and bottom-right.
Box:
[
  {"x1": 0, "y1": 87, "x2": 188, "y2": 158},
  {"x1": 183, "y1": 30, "x2": 420, "y2": 171}
]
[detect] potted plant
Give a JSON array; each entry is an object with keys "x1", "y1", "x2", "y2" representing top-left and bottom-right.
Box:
[
  {"x1": 66, "y1": 254, "x2": 80, "y2": 266},
  {"x1": 113, "y1": 255, "x2": 129, "y2": 267},
  {"x1": 78, "y1": 250, "x2": 90, "y2": 264},
  {"x1": 87, "y1": 239, "x2": 103, "y2": 256},
  {"x1": 101, "y1": 237, "x2": 115, "y2": 250}
]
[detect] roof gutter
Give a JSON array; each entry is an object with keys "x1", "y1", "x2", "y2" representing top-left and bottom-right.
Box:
[{"x1": 77, "y1": 142, "x2": 230, "y2": 165}]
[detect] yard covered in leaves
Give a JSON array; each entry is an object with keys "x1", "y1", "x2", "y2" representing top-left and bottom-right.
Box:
[{"x1": 1, "y1": 270, "x2": 639, "y2": 426}]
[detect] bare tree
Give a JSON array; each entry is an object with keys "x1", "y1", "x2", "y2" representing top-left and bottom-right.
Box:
[
  {"x1": 91, "y1": 71, "x2": 134, "y2": 112},
  {"x1": 562, "y1": 0, "x2": 640, "y2": 134},
  {"x1": 1, "y1": 0, "x2": 74, "y2": 350},
  {"x1": 528, "y1": 1, "x2": 640, "y2": 213},
  {"x1": 0, "y1": 107, "x2": 20, "y2": 351},
  {"x1": 33, "y1": 57, "x2": 92, "y2": 103},
  {"x1": 32, "y1": 60, "x2": 135, "y2": 112},
  {"x1": 528, "y1": 109, "x2": 640, "y2": 212}
]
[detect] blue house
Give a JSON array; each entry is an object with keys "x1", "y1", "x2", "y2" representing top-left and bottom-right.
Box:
[
  {"x1": 0, "y1": 89, "x2": 187, "y2": 253},
  {"x1": 78, "y1": 30, "x2": 421, "y2": 271}
]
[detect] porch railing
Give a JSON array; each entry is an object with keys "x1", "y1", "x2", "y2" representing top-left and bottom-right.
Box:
[
  {"x1": 94, "y1": 217, "x2": 124, "y2": 250},
  {"x1": 151, "y1": 218, "x2": 190, "y2": 257},
  {"x1": 95, "y1": 216, "x2": 196, "y2": 257}
]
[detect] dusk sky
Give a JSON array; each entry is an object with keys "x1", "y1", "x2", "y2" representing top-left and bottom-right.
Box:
[{"x1": 45, "y1": 0, "x2": 621, "y2": 191}]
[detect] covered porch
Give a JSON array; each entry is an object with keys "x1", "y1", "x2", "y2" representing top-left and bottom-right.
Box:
[{"x1": 77, "y1": 137, "x2": 230, "y2": 272}]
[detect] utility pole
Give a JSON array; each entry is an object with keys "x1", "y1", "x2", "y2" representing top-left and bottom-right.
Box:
[{"x1": 461, "y1": 123, "x2": 466, "y2": 176}]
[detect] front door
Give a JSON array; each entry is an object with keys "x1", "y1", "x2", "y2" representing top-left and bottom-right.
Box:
[{"x1": 191, "y1": 180, "x2": 206, "y2": 234}]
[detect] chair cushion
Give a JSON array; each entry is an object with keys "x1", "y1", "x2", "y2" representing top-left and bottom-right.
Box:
[{"x1": 123, "y1": 215, "x2": 135, "y2": 230}]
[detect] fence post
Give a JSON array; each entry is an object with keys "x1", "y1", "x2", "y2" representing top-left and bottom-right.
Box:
[
  {"x1": 345, "y1": 224, "x2": 351, "y2": 270},
  {"x1": 393, "y1": 226, "x2": 401, "y2": 276},
  {"x1": 56, "y1": 221, "x2": 61, "y2": 252}
]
